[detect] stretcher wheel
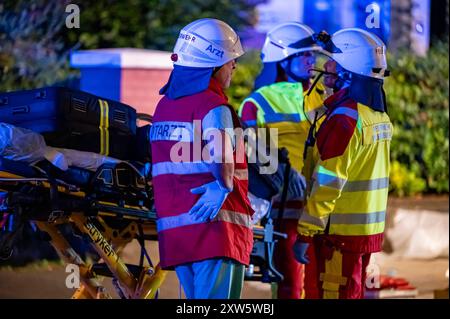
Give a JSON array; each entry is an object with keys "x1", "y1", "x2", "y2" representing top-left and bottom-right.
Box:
[{"x1": 0, "y1": 244, "x2": 13, "y2": 260}]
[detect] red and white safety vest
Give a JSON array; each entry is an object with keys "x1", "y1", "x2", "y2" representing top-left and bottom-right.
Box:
[{"x1": 151, "y1": 78, "x2": 254, "y2": 269}]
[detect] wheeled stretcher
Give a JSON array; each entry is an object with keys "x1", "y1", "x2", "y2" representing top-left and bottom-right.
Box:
[{"x1": 0, "y1": 153, "x2": 287, "y2": 298}]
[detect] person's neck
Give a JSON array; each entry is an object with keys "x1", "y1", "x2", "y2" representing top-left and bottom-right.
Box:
[
  {"x1": 301, "y1": 79, "x2": 311, "y2": 91},
  {"x1": 287, "y1": 75, "x2": 310, "y2": 91},
  {"x1": 208, "y1": 77, "x2": 228, "y2": 100}
]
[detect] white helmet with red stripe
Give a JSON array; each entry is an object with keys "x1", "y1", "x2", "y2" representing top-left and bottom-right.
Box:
[{"x1": 172, "y1": 18, "x2": 244, "y2": 68}]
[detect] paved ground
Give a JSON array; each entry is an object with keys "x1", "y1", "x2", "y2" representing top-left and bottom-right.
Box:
[
  {"x1": 0, "y1": 249, "x2": 447, "y2": 299},
  {"x1": 0, "y1": 196, "x2": 448, "y2": 299}
]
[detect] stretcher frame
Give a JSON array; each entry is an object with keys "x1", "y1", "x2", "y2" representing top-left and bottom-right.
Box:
[
  {"x1": 1, "y1": 169, "x2": 166, "y2": 299},
  {"x1": 0, "y1": 167, "x2": 287, "y2": 298}
]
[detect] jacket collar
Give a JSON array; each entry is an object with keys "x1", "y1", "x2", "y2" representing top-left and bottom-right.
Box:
[
  {"x1": 207, "y1": 77, "x2": 228, "y2": 102},
  {"x1": 324, "y1": 88, "x2": 354, "y2": 113}
]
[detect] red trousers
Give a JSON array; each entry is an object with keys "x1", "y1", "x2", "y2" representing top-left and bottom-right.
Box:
[
  {"x1": 274, "y1": 219, "x2": 304, "y2": 299},
  {"x1": 304, "y1": 236, "x2": 372, "y2": 299}
]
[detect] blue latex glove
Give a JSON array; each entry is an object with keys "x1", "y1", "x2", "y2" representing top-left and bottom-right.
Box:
[
  {"x1": 293, "y1": 238, "x2": 310, "y2": 264},
  {"x1": 189, "y1": 180, "x2": 231, "y2": 222}
]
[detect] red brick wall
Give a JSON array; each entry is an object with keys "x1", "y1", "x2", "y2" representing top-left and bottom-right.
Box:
[{"x1": 121, "y1": 68, "x2": 171, "y2": 116}]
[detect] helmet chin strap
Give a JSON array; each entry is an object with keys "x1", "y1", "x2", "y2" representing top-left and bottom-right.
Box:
[
  {"x1": 305, "y1": 68, "x2": 336, "y2": 95},
  {"x1": 305, "y1": 71, "x2": 324, "y2": 96},
  {"x1": 308, "y1": 68, "x2": 388, "y2": 112},
  {"x1": 307, "y1": 68, "x2": 351, "y2": 95},
  {"x1": 334, "y1": 71, "x2": 352, "y2": 90}
]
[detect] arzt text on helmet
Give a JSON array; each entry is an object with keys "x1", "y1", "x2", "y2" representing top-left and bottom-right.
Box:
[{"x1": 206, "y1": 45, "x2": 224, "y2": 58}]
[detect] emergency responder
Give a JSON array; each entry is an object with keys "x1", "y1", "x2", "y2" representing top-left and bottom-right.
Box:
[
  {"x1": 293, "y1": 28, "x2": 393, "y2": 299},
  {"x1": 150, "y1": 18, "x2": 254, "y2": 299},
  {"x1": 238, "y1": 22, "x2": 327, "y2": 299}
]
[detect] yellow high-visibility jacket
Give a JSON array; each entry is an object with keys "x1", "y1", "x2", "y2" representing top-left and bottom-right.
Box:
[{"x1": 297, "y1": 88, "x2": 393, "y2": 253}]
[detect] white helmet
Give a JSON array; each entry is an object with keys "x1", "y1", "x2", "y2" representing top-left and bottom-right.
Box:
[
  {"x1": 172, "y1": 18, "x2": 244, "y2": 68},
  {"x1": 323, "y1": 28, "x2": 388, "y2": 79},
  {"x1": 261, "y1": 22, "x2": 322, "y2": 63}
]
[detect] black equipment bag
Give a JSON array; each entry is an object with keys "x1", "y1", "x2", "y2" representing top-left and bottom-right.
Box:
[
  {"x1": 247, "y1": 161, "x2": 281, "y2": 200},
  {"x1": 0, "y1": 87, "x2": 137, "y2": 159},
  {"x1": 134, "y1": 124, "x2": 152, "y2": 163},
  {"x1": 247, "y1": 148, "x2": 290, "y2": 201}
]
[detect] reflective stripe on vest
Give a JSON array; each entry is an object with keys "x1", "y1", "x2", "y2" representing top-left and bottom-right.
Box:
[
  {"x1": 250, "y1": 92, "x2": 301, "y2": 124},
  {"x1": 328, "y1": 107, "x2": 358, "y2": 121},
  {"x1": 157, "y1": 209, "x2": 252, "y2": 232},
  {"x1": 150, "y1": 121, "x2": 194, "y2": 142},
  {"x1": 316, "y1": 174, "x2": 389, "y2": 192},
  {"x1": 343, "y1": 178, "x2": 389, "y2": 192},
  {"x1": 153, "y1": 162, "x2": 211, "y2": 177},
  {"x1": 300, "y1": 210, "x2": 329, "y2": 229},
  {"x1": 152, "y1": 161, "x2": 248, "y2": 180},
  {"x1": 329, "y1": 221, "x2": 385, "y2": 236},
  {"x1": 330, "y1": 210, "x2": 385, "y2": 225},
  {"x1": 316, "y1": 171, "x2": 347, "y2": 190},
  {"x1": 243, "y1": 119, "x2": 257, "y2": 127}
]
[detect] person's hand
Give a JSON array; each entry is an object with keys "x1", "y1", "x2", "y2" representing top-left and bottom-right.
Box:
[
  {"x1": 287, "y1": 169, "x2": 306, "y2": 200},
  {"x1": 293, "y1": 238, "x2": 310, "y2": 264},
  {"x1": 188, "y1": 180, "x2": 231, "y2": 222}
]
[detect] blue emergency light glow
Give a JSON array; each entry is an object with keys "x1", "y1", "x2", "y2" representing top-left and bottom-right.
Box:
[{"x1": 303, "y1": 0, "x2": 390, "y2": 45}]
